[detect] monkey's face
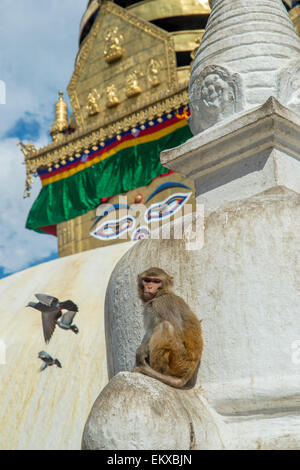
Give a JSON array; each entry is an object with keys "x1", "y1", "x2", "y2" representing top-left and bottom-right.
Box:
[{"x1": 142, "y1": 277, "x2": 162, "y2": 301}]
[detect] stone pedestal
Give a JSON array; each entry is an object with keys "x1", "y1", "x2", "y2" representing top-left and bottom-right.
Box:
[{"x1": 161, "y1": 97, "x2": 300, "y2": 212}]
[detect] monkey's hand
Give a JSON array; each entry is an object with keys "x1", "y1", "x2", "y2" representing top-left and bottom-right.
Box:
[{"x1": 136, "y1": 343, "x2": 149, "y2": 366}]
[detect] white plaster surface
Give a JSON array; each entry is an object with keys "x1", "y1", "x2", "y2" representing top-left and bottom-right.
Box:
[{"x1": 0, "y1": 242, "x2": 133, "y2": 450}]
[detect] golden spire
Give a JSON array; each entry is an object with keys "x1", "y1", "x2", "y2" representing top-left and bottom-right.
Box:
[{"x1": 50, "y1": 91, "x2": 68, "y2": 142}]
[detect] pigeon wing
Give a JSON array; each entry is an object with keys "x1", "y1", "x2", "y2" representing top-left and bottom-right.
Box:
[
  {"x1": 59, "y1": 300, "x2": 78, "y2": 312},
  {"x1": 39, "y1": 363, "x2": 48, "y2": 372},
  {"x1": 61, "y1": 310, "x2": 77, "y2": 326},
  {"x1": 35, "y1": 294, "x2": 59, "y2": 307},
  {"x1": 41, "y1": 310, "x2": 61, "y2": 343},
  {"x1": 55, "y1": 359, "x2": 62, "y2": 368}
]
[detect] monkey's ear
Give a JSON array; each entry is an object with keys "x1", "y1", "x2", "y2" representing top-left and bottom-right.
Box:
[{"x1": 169, "y1": 277, "x2": 174, "y2": 288}]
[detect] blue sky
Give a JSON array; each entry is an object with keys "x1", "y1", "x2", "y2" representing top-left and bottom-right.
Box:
[{"x1": 0, "y1": 0, "x2": 86, "y2": 278}]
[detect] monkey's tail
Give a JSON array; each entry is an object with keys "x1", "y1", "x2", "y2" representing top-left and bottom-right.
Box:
[{"x1": 136, "y1": 363, "x2": 189, "y2": 389}]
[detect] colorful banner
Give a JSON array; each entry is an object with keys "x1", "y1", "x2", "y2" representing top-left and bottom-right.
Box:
[{"x1": 26, "y1": 109, "x2": 192, "y2": 235}]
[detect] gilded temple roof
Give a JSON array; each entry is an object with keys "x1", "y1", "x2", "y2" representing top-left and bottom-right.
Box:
[{"x1": 20, "y1": 0, "x2": 300, "y2": 198}]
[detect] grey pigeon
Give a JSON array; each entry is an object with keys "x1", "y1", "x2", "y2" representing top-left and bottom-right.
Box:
[
  {"x1": 57, "y1": 310, "x2": 79, "y2": 335},
  {"x1": 38, "y1": 351, "x2": 62, "y2": 372},
  {"x1": 27, "y1": 294, "x2": 78, "y2": 343}
]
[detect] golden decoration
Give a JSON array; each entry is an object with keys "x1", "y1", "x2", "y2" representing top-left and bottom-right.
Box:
[
  {"x1": 67, "y1": 1, "x2": 177, "y2": 130},
  {"x1": 148, "y1": 59, "x2": 162, "y2": 88},
  {"x1": 106, "y1": 84, "x2": 121, "y2": 108},
  {"x1": 190, "y1": 37, "x2": 202, "y2": 62},
  {"x1": 68, "y1": 113, "x2": 77, "y2": 131},
  {"x1": 50, "y1": 91, "x2": 69, "y2": 142},
  {"x1": 127, "y1": 0, "x2": 210, "y2": 21},
  {"x1": 18, "y1": 142, "x2": 38, "y2": 198},
  {"x1": 104, "y1": 26, "x2": 125, "y2": 63},
  {"x1": 23, "y1": 87, "x2": 188, "y2": 181},
  {"x1": 87, "y1": 89, "x2": 101, "y2": 116},
  {"x1": 22, "y1": 0, "x2": 195, "y2": 197},
  {"x1": 290, "y1": 5, "x2": 300, "y2": 37},
  {"x1": 18, "y1": 141, "x2": 37, "y2": 159},
  {"x1": 133, "y1": 193, "x2": 144, "y2": 204},
  {"x1": 126, "y1": 71, "x2": 143, "y2": 98}
]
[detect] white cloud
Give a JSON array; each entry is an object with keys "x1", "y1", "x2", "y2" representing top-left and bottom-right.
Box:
[
  {"x1": 0, "y1": 0, "x2": 86, "y2": 136},
  {"x1": 0, "y1": 135, "x2": 57, "y2": 275},
  {"x1": 0, "y1": 0, "x2": 87, "y2": 276}
]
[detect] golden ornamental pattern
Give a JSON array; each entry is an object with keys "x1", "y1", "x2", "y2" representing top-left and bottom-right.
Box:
[
  {"x1": 67, "y1": 1, "x2": 177, "y2": 131},
  {"x1": 22, "y1": 87, "x2": 189, "y2": 196}
]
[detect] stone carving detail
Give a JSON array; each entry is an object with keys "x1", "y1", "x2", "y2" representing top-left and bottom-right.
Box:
[
  {"x1": 189, "y1": 65, "x2": 244, "y2": 135},
  {"x1": 104, "y1": 27, "x2": 125, "y2": 64},
  {"x1": 278, "y1": 63, "x2": 300, "y2": 115}
]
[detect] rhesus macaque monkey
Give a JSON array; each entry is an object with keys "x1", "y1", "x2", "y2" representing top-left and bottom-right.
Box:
[{"x1": 134, "y1": 267, "x2": 203, "y2": 389}]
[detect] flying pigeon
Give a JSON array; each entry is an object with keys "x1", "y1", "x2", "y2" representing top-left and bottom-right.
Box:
[
  {"x1": 38, "y1": 351, "x2": 62, "y2": 372},
  {"x1": 57, "y1": 311, "x2": 79, "y2": 335},
  {"x1": 27, "y1": 294, "x2": 78, "y2": 343}
]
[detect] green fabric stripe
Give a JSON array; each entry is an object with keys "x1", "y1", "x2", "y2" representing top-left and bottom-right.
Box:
[{"x1": 26, "y1": 125, "x2": 192, "y2": 232}]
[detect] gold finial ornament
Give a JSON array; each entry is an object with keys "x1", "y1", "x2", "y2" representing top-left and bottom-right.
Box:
[
  {"x1": 104, "y1": 27, "x2": 125, "y2": 64},
  {"x1": 126, "y1": 71, "x2": 143, "y2": 98},
  {"x1": 50, "y1": 91, "x2": 69, "y2": 142}
]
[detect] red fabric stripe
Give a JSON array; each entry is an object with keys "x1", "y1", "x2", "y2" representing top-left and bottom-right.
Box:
[{"x1": 39, "y1": 117, "x2": 182, "y2": 181}]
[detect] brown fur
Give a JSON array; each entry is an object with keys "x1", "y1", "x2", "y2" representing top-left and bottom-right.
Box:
[{"x1": 134, "y1": 267, "x2": 203, "y2": 389}]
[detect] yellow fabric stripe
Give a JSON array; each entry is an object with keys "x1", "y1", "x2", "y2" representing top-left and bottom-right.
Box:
[{"x1": 42, "y1": 119, "x2": 187, "y2": 186}]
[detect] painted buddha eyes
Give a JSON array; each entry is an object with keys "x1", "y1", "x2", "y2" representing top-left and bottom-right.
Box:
[
  {"x1": 131, "y1": 226, "x2": 151, "y2": 240},
  {"x1": 90, "y1": 182, "x2": 192, "y2": 241},
  {"x1": 145, "y1": 193, "x2": 192, "y2": 222},
  {"x1": 90, "y1": 216, "x2": 135, "y2": 240}
]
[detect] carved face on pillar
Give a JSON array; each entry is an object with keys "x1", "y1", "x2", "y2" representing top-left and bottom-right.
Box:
[
  {"x1": 200, "y1": 73, "x2": 234, "y2": 111},
  {"x1": 189, "y1": 65, "x2": 244, "y2": 134},
  {"x1": 278, "y1": 63, "x2": 300, "y2": 114}
]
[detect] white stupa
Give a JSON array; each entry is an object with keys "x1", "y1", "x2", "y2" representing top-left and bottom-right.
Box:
[{"x1": 189, "y1": 0, "x2": 300, "y2": 134}]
